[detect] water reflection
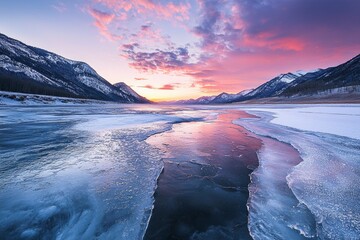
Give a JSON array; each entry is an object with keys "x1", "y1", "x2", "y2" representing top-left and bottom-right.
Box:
[{"x1": 145, "y1": 111, "x2": 262, "y2": 240}]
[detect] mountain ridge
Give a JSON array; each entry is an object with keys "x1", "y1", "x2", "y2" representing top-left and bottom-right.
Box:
[
  {"x1": 173, "y1": 54, "x2": 360, "y2": 104},
  {"x1": 0, "y1": 33, "x2": 149, "y2": 103}
]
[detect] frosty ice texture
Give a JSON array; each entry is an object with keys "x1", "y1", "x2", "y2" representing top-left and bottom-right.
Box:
[
  {"x1": 0, "y1": 105, "x2": 203, "y2": 239},
  {"x1": 237, "y1": 108, "x2": 360, "y2": 239}
]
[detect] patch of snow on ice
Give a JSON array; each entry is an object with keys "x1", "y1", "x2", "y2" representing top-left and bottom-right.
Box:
[
  {"x1": 246, "y1": 105, "x2": 360, "y2": 140},
  {"x1": 236, "y1": 107, "x2": 360, "y2": 239}
]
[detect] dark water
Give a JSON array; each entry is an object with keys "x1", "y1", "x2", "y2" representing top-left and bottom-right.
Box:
[{"x1": 145, "y1": 111, "x2": 262, "y2": 240}]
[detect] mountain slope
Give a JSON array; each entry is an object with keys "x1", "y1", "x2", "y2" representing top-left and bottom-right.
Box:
[
  {"x1": 0, "y1": 33, "x2": 149, "y2": 103},
  {"x1": 173, "y1": 95, "x2": 217, "y2": 104},
  {"x1": 113, "y1": 82, "x2": 150, "y2": 103},
  {"x1": 282, "y1": 54, "x2": 360, "y2": 96},
  {"x1": 174, "y1": 54, "x2": 360, "y2": 104},
  {"x1": 171, "y1": 89, "x2": 253, "y2": 105},
  {"x1": 211, "y1": 89, "x2": 253, "y2": 103},
  {"x1": 242, "y1": 72, "x2": 304, "y2": 100}
]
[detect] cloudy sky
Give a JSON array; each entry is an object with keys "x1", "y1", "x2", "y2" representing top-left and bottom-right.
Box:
[{"x1": 1, "y1": 0, "x2": 359, "y2": 101}]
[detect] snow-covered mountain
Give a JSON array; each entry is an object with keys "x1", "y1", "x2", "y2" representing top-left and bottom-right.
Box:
[
  {"x1": 113, "y1": 82, "x2": 150, "y2": 103},
  {"x1": 281, "y1": 54, "x2": 360, "y2": 97},
  {"x1": 172, "y1": 72, "x2": 307, "y2": 105},
  {"x1": 172, "y1": 89, "x2": 253, "y2": 105},
  {"x1": 238, "y1": 55, "x2": 359, "y2": 102},
  {"x1": 174, "y1": 54, "x2": 360, "y2": 104},
  {"x1": 0, "y1": 33, "x2": 149, "y2": 103},
  {"x1": 243, "y1": 72, "x2": 305, "y2": 99},
  {"x1": 211, "y1": 89, "x2": 253, "y2": 103},
  {"x1": 173, "y1": 95, "x2": 217, "y2": 104}
]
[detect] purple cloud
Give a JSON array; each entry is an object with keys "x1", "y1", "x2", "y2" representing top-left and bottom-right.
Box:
[
  {"x1": 122, "y1": 45, "x2": 191, "y2": 72},
  {"x1": 235, "y1": 0, "x2": 360, "y2": 50}
]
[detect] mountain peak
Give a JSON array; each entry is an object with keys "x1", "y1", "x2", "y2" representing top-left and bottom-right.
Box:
[
  {"x1": 277, "y1": 72, "x2": 303, "y2": 83},
  {"x1": 0, "y1": 33, "x2": 148, "y2": 103},
  {"x1": 113, "y1": 82, "x2": 150, "y2": 103}
]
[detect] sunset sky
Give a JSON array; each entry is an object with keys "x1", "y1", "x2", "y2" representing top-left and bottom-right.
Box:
[{"x1": 1, "y1": 0, "x2": 360, "y2": 101}]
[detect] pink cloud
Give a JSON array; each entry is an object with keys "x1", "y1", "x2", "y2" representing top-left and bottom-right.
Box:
[
  {"x1": 93, "y1": 0, "x2": 189, "y2": 21},
  {"x1": 122, "y1": 45, "x2": 191, "y2": 73},
  {"x1": 184, "y1": 0, "x2": 360, "y2": 93},
  {"x1": 159, "y1": 84, "x2": 175, "y2": 90},
  {"x1": 87, "y1": 0, "x2": 360, "y2": 97},
  {"x1": 139, "y1": 84, "x2": 176, "y2": 90},
  {"x1": 143, "y1": 84, "x2": 154, "y2": 89},
  {"x1": 127, "y1": 24, "x2": 173, "y2": 49},
  {"x1": 87, "y1": 8, "x2": 122, "y2": 41}
]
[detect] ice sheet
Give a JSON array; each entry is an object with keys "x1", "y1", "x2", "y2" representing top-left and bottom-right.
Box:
[
  {"x1": 0, "y1": 105, "x2": 208, "y2": 240},
  {"x1": 236, "y1": 108, "x2": 360, "y2": 239},
  {"x1": 245, "y1": 104, "x2": 360, "y2": 139},
  {"x1": 2, "y1": 104, "x2": 358, "y2": 239},
  {"x1": 246, "y1": 137, "x2": 316, "y2": 240}
]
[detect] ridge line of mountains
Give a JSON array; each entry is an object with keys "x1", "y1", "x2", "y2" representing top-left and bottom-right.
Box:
[
  {"x1": 173, "y1": 54, "x2": 360, "y2": 104},
  {"x1": 1, "y1": 33, "x2": 359, "y2": 105},
  {"x1": 0, "y1": 33, "x2": 149, "y2": 103}
]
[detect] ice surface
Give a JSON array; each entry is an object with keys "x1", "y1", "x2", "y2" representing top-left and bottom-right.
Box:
[
  {"x1": 245, "y1": 136, "x2": 316, "y2": 239},
  {"x1": 74, "y1": 113, "x2": 187, "y2": 132},
  {"x1": 1, "y1": 103, "x2": 358, "y2": 239},
  {"x1": 0, "y1": 105, "x2": 207, "y2": 239},
  {"x1": 246, "y1": 105, "x2": 360, "y2": 140},
  {"x1": 236, "y1": 106, "x2": 360, "y2": 239}
]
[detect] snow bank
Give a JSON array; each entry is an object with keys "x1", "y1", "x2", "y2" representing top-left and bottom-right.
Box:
[
  {"x1": 246, "y1": 104, "x2": 360, "y2": 140},
  {"x1": 246, "y1": 136, "x2": 316, "y2": 240},
  {"x1": 236, "y1": 106, "x2": 360, "y2": 239}
]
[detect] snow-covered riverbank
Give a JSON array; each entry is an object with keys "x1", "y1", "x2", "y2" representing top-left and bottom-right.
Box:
[
  {"x1": 0, "y1": 91, "x2": 107, "y2": 105},
  {"x1": 236, "y1": 104, "x2": 360, "y2": 239},
  {"x1": 244, "y1": 104, "x2": 360, "y2": 139}
]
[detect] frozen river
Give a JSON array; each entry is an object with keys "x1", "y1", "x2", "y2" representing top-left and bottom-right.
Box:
[{"x1": 0, "y1": 104, "x2": 359, "y2": 239}]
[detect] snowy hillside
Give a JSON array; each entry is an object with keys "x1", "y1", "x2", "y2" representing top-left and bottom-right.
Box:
[
  {"x1": 172, "y1": 95, "x2": 217, "y2": 104},
  {"x1": 0, "y1": 33, "x2": 149, "y2": 103},
  {"x1": 211, "y1": 89, "x2": 253, "y2": 103},
  {"x1": 174, "y1": 54, "x2": 360, "y2": 104},
  {"x1": 242, "y1": 55, "x2": 360, "y2": 102},
  {"x1": 113, "y1": 82, "x2": 150, "y2": 103},
  {"x1": 244, "y1": 72, "x2": 305, "y2": 99},
  {"x1": 172, "y1": 89, "x2": 253, "y2": 105},
  {"x1": 282, "y1": 54, "x2": 360, "y2": 96}
]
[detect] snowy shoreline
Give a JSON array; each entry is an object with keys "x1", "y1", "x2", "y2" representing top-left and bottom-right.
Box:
[
  {"x1": 236, "y1": 106, "x2": 360, "y2": 239},
  {"x1": 242, "y1": 104, "x2": 360, "y2": 140},
  {"x1": 0, "y1": 91, "x2": 109, "y2": 105}
]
